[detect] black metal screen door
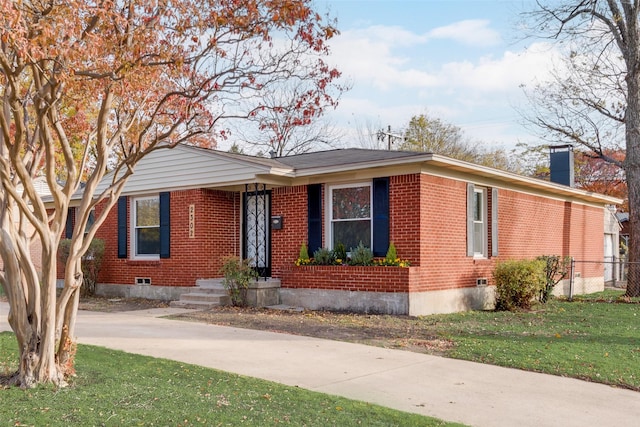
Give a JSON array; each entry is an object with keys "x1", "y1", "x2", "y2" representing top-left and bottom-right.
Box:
[{"x1": 243, "y1": 184, "x2": 271, "y2": 278}]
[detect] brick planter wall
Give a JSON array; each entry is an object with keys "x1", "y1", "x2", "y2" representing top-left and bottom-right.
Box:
[{"x1": 281, "y1": 265, "x2": 416, "y2": 293}]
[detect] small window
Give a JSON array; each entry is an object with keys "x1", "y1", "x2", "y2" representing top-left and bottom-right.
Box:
[
  {"x1": 132, "y1": 195, "x2": 160, "y2": 258},
  {"x1": 329, "y1": 183, "x2": 372, "y2": 251},
  {"x1": 473, "y1": 188, "x2": 486, "y2": 256},
  {"x1": 467, "y1": 184, "x2": 488, "y2": 258}
]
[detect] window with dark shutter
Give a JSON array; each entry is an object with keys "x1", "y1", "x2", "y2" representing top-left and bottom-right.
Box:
[
  {"x1": 307, "y1": 184, "x2": 322, "y2": 255},
  {"x1": 159, "y1": 192, "x2": 170, "y2": 258},
  {"x1": 117, "y1": 197, "x2": 127, "y2": 259},
  {"x1": 372, "y1": 177, "x2": 389, "y2": 257}
]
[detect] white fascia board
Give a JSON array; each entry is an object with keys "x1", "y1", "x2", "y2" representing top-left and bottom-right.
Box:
[
  {"x1": 288, "y1": 153, "x2": 436, "y2": 177},
  {"x1": 425, "y1": 154, "x2": 623, "y2": 206}
]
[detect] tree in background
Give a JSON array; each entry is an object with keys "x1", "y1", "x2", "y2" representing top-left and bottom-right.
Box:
[
  {"x1": 400, "y1": 113, "x2": 523, "y2": 173},
  {"x1": 521, "y1": 1, "x2": 638, "y2": 296},
  {"x1": 233, "y1": 78, "x2": 349, "y2": 157},
  {"x1": 575, "y1": 150, "x2": 627, "y2": 211},
  {"x1": 0, "y1": 0, "x2": 339, "y2": 388},
  {"x1": 518, "y1": 143, "x2": 628, "y2": 210},
  {"x1": 400, "y1": 114, "x2": 476, "y2": 162}
]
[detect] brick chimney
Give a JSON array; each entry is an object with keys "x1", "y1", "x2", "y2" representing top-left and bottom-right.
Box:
[{"x1": 549, "y1": 144, "x2": 574, "y2": 187}]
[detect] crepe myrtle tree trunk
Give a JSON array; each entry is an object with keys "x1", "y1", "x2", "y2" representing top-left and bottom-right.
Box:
[
  {"x1": 0, "y1": 0, "x2": 341, "y2": 388},
  {"x1": 0, "y1": 229, "x2": 70, "y2": 387}
]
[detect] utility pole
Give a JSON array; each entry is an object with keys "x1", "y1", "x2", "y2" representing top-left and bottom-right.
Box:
[{"x1": 377, "y1": 125, "x2": 404, "y2": 150}]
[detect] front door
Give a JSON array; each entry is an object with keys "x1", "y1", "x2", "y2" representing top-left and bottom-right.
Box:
[{"x1": 243, "y1": 184, "x2": 271, "y2": 277}]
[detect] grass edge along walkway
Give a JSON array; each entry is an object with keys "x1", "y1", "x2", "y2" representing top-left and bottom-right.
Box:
[{"x1": 0, "y1": 333, "x2": 462, "y2": 426}]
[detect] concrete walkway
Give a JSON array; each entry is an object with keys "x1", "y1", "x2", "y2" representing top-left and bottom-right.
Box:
[{"x1": 2, "y1": 302, "x2": 640, "y2": 427}]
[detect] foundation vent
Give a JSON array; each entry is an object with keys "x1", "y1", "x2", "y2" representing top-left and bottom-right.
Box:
[
  {"x1": 476, "y1": 277, "x2": 488, "y2": 287},
  {"x1": 136, "y1": 277, "x2": 151, "y2": 286}
]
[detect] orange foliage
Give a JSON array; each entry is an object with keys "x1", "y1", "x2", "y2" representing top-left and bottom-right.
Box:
[
  {"x1": 0, "y1": 0, "x2": 339, "y2": 181},
  {"x1": 575, "y1": 150, "x2": 627, "y2": 211}
]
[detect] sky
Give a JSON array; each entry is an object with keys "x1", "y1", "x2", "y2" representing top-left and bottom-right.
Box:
[{"x1": 314, "y1": 0, "x2": 560, "y2": 151}]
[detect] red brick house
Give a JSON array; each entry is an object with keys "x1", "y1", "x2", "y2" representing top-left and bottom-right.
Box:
[{"x1": 62, "y1": 144, "x2": 621, "y2": 315}]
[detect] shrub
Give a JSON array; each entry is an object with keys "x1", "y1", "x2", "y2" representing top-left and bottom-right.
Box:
[
  {"x1": 299, "y1": 242, "x2": 309, "y2": 260},
  {"x1": 493, "y1": 259, "x2": 546, "y2": 311},
  {"x1": 536, "y1": 255, "x2": 572, "y2": 303},
  {"x1": 58, "y1": 238, "x2": 105, "y2": 297},
  {"x1": 348, "y1": 242, "x2": 373, "y2": 266},
  {"x1": 313, "y1": 247, "x2": 335, "y2": 265},
  {"x1": 295, "y1": 242, "x2": 311, "y2": 266},
  {"x1": 374, "y1": 242, "x2": 410, "y2": 267},
  {"x1": 385, "y1": 242, "x2": 398, "y2": 263},
  {"x1": 220, "y1": 256, "x2": 258, "y2": 307},
  {"x1": 333, "y1": 242, "x2": 347, "y2": 264}
]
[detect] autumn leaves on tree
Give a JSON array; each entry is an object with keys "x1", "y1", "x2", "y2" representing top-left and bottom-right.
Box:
[{"x1": 0, "y1": 0, "x2": 341, "y2": 388}]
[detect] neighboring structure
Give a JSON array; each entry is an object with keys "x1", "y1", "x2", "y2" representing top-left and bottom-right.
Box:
[{"x1": 60, "y1": 145, "x2": 622, "y2": 315}]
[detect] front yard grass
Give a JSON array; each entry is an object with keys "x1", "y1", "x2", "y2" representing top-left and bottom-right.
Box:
[
  {"x1": 431, "y1": 290, "x2": 640, "y2": 390},
  {"x1": 0, "y1": 332, "x2": 458, "y2": 426}
]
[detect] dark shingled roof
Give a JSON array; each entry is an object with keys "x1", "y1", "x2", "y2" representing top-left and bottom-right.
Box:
[{"x1": 274, "y1": 148, "x2": 429, "y2": 170}]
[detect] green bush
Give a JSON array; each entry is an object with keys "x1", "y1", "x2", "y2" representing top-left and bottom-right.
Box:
[
  {"x1": 348, "y1": 242, "x2": 373, "y2": 266},
  {"x1": 493, "y1": 259, "x2": 546, "y2": 311},
  {"x1": 58, "y1": 238, "x2": 105, "y2": 297},
  {"x1": 220, "y1": 256, "x2": 258, "y2": 306},
  {"x1": 313, "y1": 247, "x2": 335, "y2": 265},
  {"x1": 385, "y1": 242, "x2": 398, "y2": 263},
  {"x1": 298, "y1": 242, "x2": 310, "y2": 261},
  {"x1": 333, "y1": 242, "x2": 347, "y2": 264}
]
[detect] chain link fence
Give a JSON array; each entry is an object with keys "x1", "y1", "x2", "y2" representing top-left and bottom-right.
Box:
[{"x1": 570, "y1": 257, "x2": 640, "y2": 298}]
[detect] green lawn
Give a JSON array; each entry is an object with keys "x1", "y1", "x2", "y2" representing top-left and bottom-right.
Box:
[
  {"x1": 431, "y1": 290, "x2": 640, "y2": 390},
  {"x1": 2, "y1": 290, "x2": 638, "y2": 425},
  {"x1": 0, "y1": 333, "x2": 459, "y2": 427}
]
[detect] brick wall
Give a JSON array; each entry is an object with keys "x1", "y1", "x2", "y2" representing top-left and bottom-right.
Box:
[
  {"x1": 59, "y1": 172, "x2": 605, "y2": 294},
  {"x1": 271, "y1": 185, "x2": 309, "y2": 278},
  {"x1": 74, "y1": 189, "x2": 240, "y2": 287},
  {"x1": 284, "y1": 265, "x2": 416, "y2": 293},
  {"x1": 278, "y1": 174, "x2": 605, "y2": 294}
]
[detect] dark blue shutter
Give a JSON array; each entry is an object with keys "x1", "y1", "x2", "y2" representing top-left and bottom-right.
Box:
[
  {"x1": 307, "y1": 184, "x2": 322, "y2": 255},
  {"x1": 65, "y1": 208, "x2": 75, "y2": 239},
  {"x1": 159, "y1": 192, "x2": 170, "y2": 259},
  {"x1": 117, "y1": 196, "x2": 127, "y2": 258},
  {"x1": 372, "y1": 177, "x2": 389, "y2": 257}
]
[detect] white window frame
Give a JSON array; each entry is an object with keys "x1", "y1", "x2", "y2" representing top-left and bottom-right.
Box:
[
  {"x1": 325, "y1": 181, "x2": 373, "y2": 251},
  {"x1": 473, "y1": 187, "x2": 488, "y2": 258},
  {"x1": 467, "y1": 184, "x2": 489, "y2": 259},
  {"x1": 130, "y1": 195, "x2": 160, "y2": 260}
]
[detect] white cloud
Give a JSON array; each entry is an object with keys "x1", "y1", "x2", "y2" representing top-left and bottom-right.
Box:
[
  {"x1": 428, "y1": 20, "x2": 502, "y2": 47},
  {"x1": 324, "y1": 18, "x2": 561, "y2": 149},
  {"x1": 329, "y1": 26, "x2": 437, "y2": 91},
  {"x1": 436, "y1": 42, "x2": 560, "y2": 93}
]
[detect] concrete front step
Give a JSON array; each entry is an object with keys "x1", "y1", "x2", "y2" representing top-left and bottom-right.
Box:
[
  {"x1": 170, "y1": 299, "x2": 228, "y2": 309},
  {"x1": 179, "y1": 292, "x2": 229, "y2": 303},
  {"x1": 171, "y1": 279, "x2": 230, "y2": 309},
  {"x1": 171, "y1": 277, "x2": 281, "y2": 309}
]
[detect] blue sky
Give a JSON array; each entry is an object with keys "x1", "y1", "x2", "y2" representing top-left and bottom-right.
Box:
[{"x1": 317, "y1": 0, "x2": 559, "y2": 150}]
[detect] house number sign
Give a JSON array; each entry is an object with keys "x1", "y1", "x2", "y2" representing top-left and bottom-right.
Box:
[{"x1": 189, "y1": 204, "x2": 195, "y2": 238}]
